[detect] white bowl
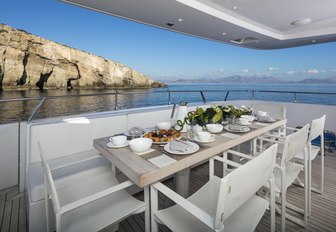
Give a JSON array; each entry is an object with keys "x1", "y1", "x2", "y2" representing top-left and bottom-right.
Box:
[
  {"x1": 206, "y1": 124, "x2": 223, "y2": 133},
  {"x1": 156, "y1": 121, "x2": 171, "y2": 130},
  {"x1": 129, "y1": 138, "x2": 153, "y2": 153},
  {"x1": 240, "y1": 115, "x2": 255, "y2": 122},
  {"x1": 237, "y1": 118, "x2": 250, "y2": 125}
]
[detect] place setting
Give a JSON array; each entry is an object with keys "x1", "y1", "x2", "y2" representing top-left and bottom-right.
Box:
[
  {"x1": 164, "y1": 139, "x2": 200, "y2": 155},
  {"x1": 254, "y1": 111, "x2": 276, "y2": 123}
]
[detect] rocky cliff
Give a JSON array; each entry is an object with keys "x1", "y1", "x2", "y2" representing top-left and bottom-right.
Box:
[{"x1": 0, "y1": 23, "x2": 165, "y2": 90}]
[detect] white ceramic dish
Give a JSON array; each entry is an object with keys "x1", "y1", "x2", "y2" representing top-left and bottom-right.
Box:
[
  {"x1": 109, "y1": 135, "x2": 127, "y2": 146},
  {"x1": 107, "y1": 141, "x2": 129, "y2": 148},
  {"x1": 129, "y1": 138, "x2": 153, "y2": 153},
  {"x1": 240, "y1": 115, "x2": 255, "y2": 122},
  {"x1": 164, "y1": 141, "x2": 200, "y2": 155},
  {"x1": 256, "y1": 116, "x2": 276, "y2": 123},
  {"x1": 236, "y1": 121, "x2": 252, "y2": 126},
  {"x1": 193, "y1": 135, "x2": 215, "y2": 143},
  {"x1": 123, "y1": 128, "x2": 149, "y2": 137},
  {"x1": 156, "y1": 121, "x2": 172, "y2": 130},
  {"x1": 206, "y1": 124, "x2": 224, "y2": 133},
  {"x1": 224, "y1": 125, "x2": 251, "y2": 133}
]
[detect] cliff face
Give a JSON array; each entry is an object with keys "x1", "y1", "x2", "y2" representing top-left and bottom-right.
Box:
[{"x1": 0, "y1": 24, "x2": 164, "y2": 90}]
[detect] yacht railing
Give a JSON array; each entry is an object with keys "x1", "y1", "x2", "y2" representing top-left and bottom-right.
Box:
[{"x1": 1, "y1": 89, "x2": 336, "y2": 123}]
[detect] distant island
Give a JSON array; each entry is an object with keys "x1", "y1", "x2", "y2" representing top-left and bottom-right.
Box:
[{"x1": 165, "y1": 75, "x2": 336, "y2": 84}]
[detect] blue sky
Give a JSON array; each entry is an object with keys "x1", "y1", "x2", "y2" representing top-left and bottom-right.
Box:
[{"x1": 1, "y1": 0, "x2": 336, "y2": 81}]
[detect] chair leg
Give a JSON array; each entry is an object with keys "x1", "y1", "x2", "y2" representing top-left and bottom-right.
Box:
[
  {"x1": 144, "y1": 186, "x2": 150, "y2": 232},
  {"x1": 321, "y1": 141, "x2": 325, "y2": 194},
  {"x1": 150, "y1": 186, "x2": 159, "y2": 232},
  {"x1": 270, "y1": 177, "x2": 275, "y2": 232},
  {"x1": 280, "y1": 170, "x2": 286, "y2": 232},
  {"x1": 308, "y1": 157, "x2": 312, "y2": 216}
]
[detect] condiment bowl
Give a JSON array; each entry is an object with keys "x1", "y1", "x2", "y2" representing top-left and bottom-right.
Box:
[
  {"x1": 206, "y1": 124, "x2": 223, "y2": 133},
  {"x1": 129, "y1": 138, "x2": 152, "y2": 153}
]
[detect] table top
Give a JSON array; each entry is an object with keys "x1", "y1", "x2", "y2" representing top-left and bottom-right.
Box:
[{"x1": 93, "y1": 119, "x2": 287, "y2": 188}]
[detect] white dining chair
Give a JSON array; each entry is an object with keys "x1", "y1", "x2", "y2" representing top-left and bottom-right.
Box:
[
  {"x1": 38, "y1": 141, "x2": 149, "y2": 232},
  {"x1": 150, "y1": 144, "x2": 278, "y2": 232},
  {"x1": 257, "y1": 124, "x2": 310, "y2": 232},
  {"x1": 294, "y1": 115, "x2": 326, "y2": 215},
  {"x1": 294, "y1": 115, "x2": 325, "y2": 192}
]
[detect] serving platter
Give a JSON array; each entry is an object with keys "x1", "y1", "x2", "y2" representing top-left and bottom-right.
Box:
[{"x1": 143, "y1": 129, "x2": 182, "y2": 144}]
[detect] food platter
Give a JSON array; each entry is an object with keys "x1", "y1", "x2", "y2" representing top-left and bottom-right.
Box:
[{"x1": 143, "y1": 129, "x2": 182, "y2": 144}]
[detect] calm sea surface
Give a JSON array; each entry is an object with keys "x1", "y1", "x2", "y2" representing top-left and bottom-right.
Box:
[{"x1": 1, "y1": 83, "x2": 336, "y2": 123}]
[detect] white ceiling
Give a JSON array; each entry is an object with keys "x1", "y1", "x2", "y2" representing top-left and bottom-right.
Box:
[{"x1": 61, "y1": 0, "x2": 336, "y2": 49}]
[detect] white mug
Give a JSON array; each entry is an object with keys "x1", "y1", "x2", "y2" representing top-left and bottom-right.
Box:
[
  {"x1": 110, "y1": 135, "x2": 127, "y2": 146},
  {"x1": 197, "y1": 131, "x2": 211, "y2": 141}
]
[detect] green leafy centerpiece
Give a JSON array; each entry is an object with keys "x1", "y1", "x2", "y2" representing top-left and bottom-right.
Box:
[{"x1": 174, "y1": 104, "x2": 250, "y2": 131}]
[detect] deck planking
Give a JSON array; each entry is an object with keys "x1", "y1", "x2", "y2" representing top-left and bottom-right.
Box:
[{"x1": 1, "y1": 152, "x2": 335, "y2": 232}]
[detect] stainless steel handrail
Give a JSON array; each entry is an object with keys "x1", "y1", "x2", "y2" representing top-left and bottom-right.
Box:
[{"x1": 1, "y1": 88, "x2": 336, "y2": 122}]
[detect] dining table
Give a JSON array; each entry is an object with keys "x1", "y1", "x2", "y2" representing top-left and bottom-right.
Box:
[{"x1": 93, "y1": 118, "x2": 287, "y2": 197}]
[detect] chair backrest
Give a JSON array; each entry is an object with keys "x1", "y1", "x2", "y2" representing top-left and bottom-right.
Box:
[
  {"x1": 214, "y1": 144, "x2": 277, "y2": 229},
  {"x1": 309, "y1": 115, "x2": 326, "y2": 142},
  {"x1": 252, "y1": 103, "x2": 286, "y2": 119},
  {"x1": 37, "y1": 141, "x2": 62, "y2": 214},
  {"x1": 283, "y1": 124, "x2": 310, "y2": 163}
]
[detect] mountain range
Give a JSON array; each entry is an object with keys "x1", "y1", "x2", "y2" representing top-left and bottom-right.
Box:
[{"x1": 164, "y1": 75, "x2": 336, "y2": 84}]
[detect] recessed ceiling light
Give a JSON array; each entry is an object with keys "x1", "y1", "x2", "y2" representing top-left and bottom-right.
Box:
[
  {"x1": 312, "y1": 40, "x2": 316, "y2": 43},
  {"x1": 291, "y1": 18, "x2": 312, "y2": 26},
  {"x1": 232, "y1": 6, "x2": 238, "y2": 10},
  {"x1": 177, "y1": 18, "x2": 183, "y2": 22},
  {"x1": 222, "y1": 32, "x2": 226, "y2": 35}
]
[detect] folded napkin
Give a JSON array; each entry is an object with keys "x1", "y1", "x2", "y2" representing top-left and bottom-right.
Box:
[
  {"x1": 257, "y1": 115, "x2": 276, "y2": 122},
  {"x1": 169, "y1": 140, "x2": 191, "y2": 152},
  {"x1": 135, "y1": 148, "x2": 155, "y2": 156},
  {"x1": 221, "y1": 133, "x2": 241, "y2": 139},
  {"x1": 229, "y1": 125, "x2": 248, "y2": 131},
  {"x1": 148, "y1": 154, "x2": 176, "y2": 168}
]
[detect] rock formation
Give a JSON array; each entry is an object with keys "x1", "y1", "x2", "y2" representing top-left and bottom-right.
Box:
[{"x1": 0, "y1": 23, "x2": 166, "y2": 90}]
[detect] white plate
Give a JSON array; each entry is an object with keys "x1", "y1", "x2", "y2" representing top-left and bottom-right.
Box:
[
  {"x1": 224, "y1": 125, "x2": 251, "y2": 133},
  {"x1": 236, "y1": 121, "x2": 252, "y2": 126},
  {"x1": 164, "y1": 141, "x2": 200, "y2": 155},
  {"x1": 193, "y1": 135, "x2": 215, "y2": 143},
  {"x1": 256, "y1": 117, "x2": 276, "y2": 123},
  {"x1": 107, "y1": 141, "x2": 129, "y2": 148}
]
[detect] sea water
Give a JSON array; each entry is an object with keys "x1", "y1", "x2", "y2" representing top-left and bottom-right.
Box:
[{"x1": 0, "y1": 83, "x2": 335, "y2": 123}]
